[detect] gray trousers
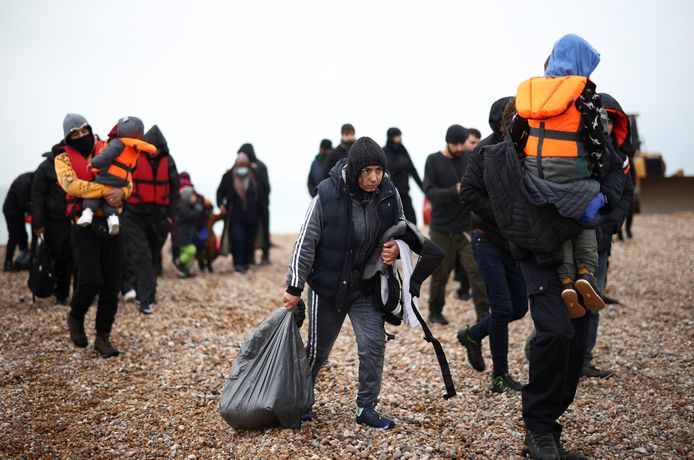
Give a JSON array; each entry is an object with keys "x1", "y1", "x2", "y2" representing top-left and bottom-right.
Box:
[
  {"x1": 83, "y1": 198, "x2": 118, "y2": 216},
  {"x1": 306, "y1": 289, "x2": 385, "y2": 410},
  {"x1": 558, "y1": 228, "x2": 598, "y2": 281}
]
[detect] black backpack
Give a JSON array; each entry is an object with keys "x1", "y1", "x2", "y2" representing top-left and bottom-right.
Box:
[{"x1": 28, "y1": 237, "x2": 54, "y2": 301}]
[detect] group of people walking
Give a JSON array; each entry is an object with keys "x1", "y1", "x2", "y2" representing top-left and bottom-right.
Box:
[{"x1": 2, "y1": 32, "x2": 637, "y2": 459}]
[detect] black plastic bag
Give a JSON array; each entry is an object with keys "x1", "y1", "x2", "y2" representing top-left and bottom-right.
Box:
[
  {"x1": 219, "y1": 303, "x2": 314, "y2": 430},
  {"x1": 27, "y1": 237, "x2": 54, "y2": 301}
]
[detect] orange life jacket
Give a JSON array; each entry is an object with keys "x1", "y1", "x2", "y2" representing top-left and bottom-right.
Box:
[
  {"x1": 127, "y1": 154, "x2": 171, "y2": 206},
  {"x1": 94, "y1": 138, "x2": 157, "y2": 183},
  {"x1": 64, "y1": 140, "x2": 105, "y2": 218},
  {"x1": 515, "y1": 76, "x2": 588, "y2": 160}
]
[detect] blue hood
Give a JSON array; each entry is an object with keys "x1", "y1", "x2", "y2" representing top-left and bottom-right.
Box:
[{"x1": 545, "y1": 34, "x2": 600, "y2": 77}]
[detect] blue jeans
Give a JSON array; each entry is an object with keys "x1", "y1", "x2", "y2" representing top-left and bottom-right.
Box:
[{"x1": 469, "y1": 231, "x2": 528, "y2": 376}]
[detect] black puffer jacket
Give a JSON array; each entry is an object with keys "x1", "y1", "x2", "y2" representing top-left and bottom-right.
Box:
[
  {"x1": 3, "y1": 172, "x2": 33, "y2": 216},
  {"x1": 31, "y1": 144, "x2": 70, "y2": 228}
]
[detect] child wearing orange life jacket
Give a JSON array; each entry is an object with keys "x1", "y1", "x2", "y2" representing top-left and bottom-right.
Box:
[
  {"x1": 512, "y1": 35, "x2": 622, "y2": 320},
  {"x1": 76, "y1": 116, "x2": 156, "y2": 235}
]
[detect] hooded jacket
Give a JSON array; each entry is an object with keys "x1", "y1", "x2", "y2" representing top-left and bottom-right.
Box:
[
  {"x1": 3, "y1": 172, "x2": 33, "y2": 216},
  {"x1": 382, "y1": 132, "x2": 423, "y2": 195},
  {"x1": 31, "y1": 144, "x2": 71, "y2": 228},
  {"x1": 286, "y1": 158, "x2": 403, "y2": 309},
  {"x1": 126, "y1": 125, "x2": 181, "y2": 220},
  {"x1": 238, "y1": 144, "x2": 270, "y2": 207}
]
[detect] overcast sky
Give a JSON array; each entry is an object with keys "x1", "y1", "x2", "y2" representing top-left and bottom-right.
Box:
[{"x1": 1, "y1": 0, "x2": 692, "y2": 235}]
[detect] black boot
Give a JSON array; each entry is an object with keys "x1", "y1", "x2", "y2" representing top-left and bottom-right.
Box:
[
  {"x1": 94, "y1": 333, "x2": 120, "y2": 358},
  {"x1": 524, "y1": 429, "x2": 560, "y2": 460},
  {"x1": 67, "y1": 315, "x2": 88, "y2": 348}
]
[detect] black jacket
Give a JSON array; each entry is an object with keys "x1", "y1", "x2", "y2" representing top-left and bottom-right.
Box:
[
  {"x1": 216, "y1": 169, "x2": 261, "y2": 225},
  {"x1": 423, "y1": 151, "x2": 471, "y2": 233},
  {"x1": 3, "y1": 172, "x2": 33, "y2": 216},
  {"x1": 31, "y1": 145, "x2": 70, "y2": 228},
  {"x1": 173, "y1": 199, "x2": 204, "y2": 249},
  {"x1": 320, "y1": 143, "x2": 350, "y2": 182},
  {"x1": 383, "y1": 143, "x2": 423, "y2": 195},
  {"x1": 238, "y1": 144, "x2": 270, "y2": 208}
]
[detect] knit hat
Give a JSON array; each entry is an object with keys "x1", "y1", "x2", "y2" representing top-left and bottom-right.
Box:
[
  {"x1": 62, "y1": 113, "x2": 91, "y2": 140},
  {"x1": 386, "y1": 127, "x2": 402, "y2": 139},
  {"x1": 320, "y1": 139, "x2": 333, "y2": 150},
  {"x1": 116, "y1": 116, "x2": 145, "y2": 139},
  {"x1": 445, "y1": 124, "x2": 468, "y2": 144},
  {"x1": 346, "y1": 137, "x2": 387, "y2": 195}
]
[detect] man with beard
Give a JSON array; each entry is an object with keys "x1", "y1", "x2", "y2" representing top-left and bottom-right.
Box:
[
  {"x1": 237, "y1": 143, "x2": 271, "y2": 265},
  {"x1": 423, "y1": 125, "x2": 490, "y2": 325},
  {"x1": 54, "y1": 113, "x2": 130, "y2": 357},
  {"x1": 121, "y1": 125, "x2": 180, "y2": 315},
  {"x1": 307, "y1": 139, "x2": 332, "y2": 197},
  {"x1": 320, "y1": 124, "x2": 356, "y2": 181},
  {"x1": 382, "y1": 127, "x2": 423, "y2": 224}
]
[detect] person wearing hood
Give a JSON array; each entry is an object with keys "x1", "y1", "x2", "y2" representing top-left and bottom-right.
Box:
[
  {"x1": 282, "y1": 137, "x2": 404, "y2": 429},
  {"x1": 423, "y1": 124, "x2": 490, "y2": 325},
  {"x1": 54, "y1": 113, "x2": 132, "y2": 358},
  {"x1": 307, "y1": 139, "x2": 333, "y2": 197},
  {"x1": 3, "y1": 172, "x2": 33, "y2": 271},
  {"x1": 509, "y1": 35, "x2": 625, "y2": 459},
  {"x1": 75, "y1": 117, "x2": 156, "y2": 236},
  {"x1": 172, "y1": 185, "x2": 204, "y2": 276},
  {"x1": 456, "y1": 97, "x2": 529, "y2": 394},
  {"x1": 121, "y1": 124, "x2": 180, "y2": 315},
  {"x1": 216, "y1": 153, "x2": 262, "y2": 273},
  {"x1": 320, "y1": 123, "x2": 356, "y2": 182},
  {"x1": 236, "y1": 143, "x2": 271, "y2": 265},
  {"x1": 382, "y1": 127, "x2": 423, "y2": 224},
  {"x1": 31, "y1": 142, "x2": 76, "y2": 303},
  {"x1": 581, "y1": 93, "x2": 635, "y2": 380}
]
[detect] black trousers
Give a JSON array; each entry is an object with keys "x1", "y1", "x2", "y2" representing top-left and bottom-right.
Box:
[
  {"x1": 3, "y1": 209, "x2": 28, "y2": 268},
  {"x1": 259, "y1": 204, "x2": 270, "y2": 259},
  {"x1": 45, "y1": 219, "x2": 74, "y2": 300},
  {"x1": 70, "y1": 224, "x2": 125, "y2": 334},
  {"x1": 401, "y1": 192, "x2": 417, "y2": 225},
  {"x1": 520, "y1": 256, "x2": 589, "y2": 434},
  {"x1": 122, "y1": 210, "x2": 169, "y2": 305}
]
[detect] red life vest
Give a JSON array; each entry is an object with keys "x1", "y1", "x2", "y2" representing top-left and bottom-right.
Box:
[
  {"x1": 127, "y1": 154, "x2": 171, "y2": 206},
  {"x1": 64, "y1": 140, "x2": 105, "y2": 218}
]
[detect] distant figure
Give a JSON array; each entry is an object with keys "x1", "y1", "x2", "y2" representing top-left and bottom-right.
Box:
[
  {"x1": 3, "y1": 172, "x2": 33, "y2": 271},
  {"x1": 32, "y1": 143, "x2": 74, "y2": 304},
  {"x1": 423, "y1": 125, "x2": 489, "y2": 325},
  {"x1": 173, "y1": 186, "x2": 204, "y2": 277},
  {"x1": 238, "y1": 143, "x2": 271, "y2": 265},
  {"x1": 307, "y1": 139, "x2": 333, "y2": 197},
  {"x1": 76, "y1": 117, "x2": 156, "y2": 236},
  {"x1": 320, "y1": 124, "x2": 356, "y2": 181},
  {"x1": 121, "y1": 124, "x2": 180, "y2": 315},
  {"x1": 217, "y1": 153, "x2": 262, "y2": 273},
  {"x1": 382, "y1": 127, "x2": 423, "y2": 224},
  {"x1": 463, "y1": 128, "x2": 482, "y2": 152}
]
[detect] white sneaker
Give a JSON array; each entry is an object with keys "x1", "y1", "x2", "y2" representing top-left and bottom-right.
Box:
[
  {"x1": 107, "y1": 214, "x2": 120, "y2": 235},
  {"x1": 76, "y1": 208, "x2": 93, "y2": 227},
  {"x1": 123, "y1": 289, "x2": 137, "y2": 303}
]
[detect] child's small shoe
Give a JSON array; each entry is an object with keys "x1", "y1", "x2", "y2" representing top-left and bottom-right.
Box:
[
  {"x1": 561, "y1": 282, "x2": 586, "y2": 319},
  {"x1": 107, "y1": 214, "x2": 120, "y2": 236},
  {"x1": 575, "y1": 272, "x2": 605, "y2": 311},
  {"x1": 76, "y1": 208, "x2": 94, "y2": 227}
]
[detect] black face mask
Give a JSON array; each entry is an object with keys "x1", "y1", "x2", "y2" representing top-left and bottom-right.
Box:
[{"x1": 67, "y1": 134, "x2": 95, "y2": 156}]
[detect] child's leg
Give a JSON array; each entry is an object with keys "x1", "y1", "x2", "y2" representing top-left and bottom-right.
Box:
[
  {"x1": 573, "y1": 229, "x2": 605, "y2": 311},
  {"x1": 559, "y1": 238, "x2": 585, "y2": 319},
  {"x1": 179, "y1": 244, "x2": 197, "y2": 271},
  {"x1": 76, "y1": 198, "x2": 100, "y2": 226},
  {"x1": 102, "y1": 202, "x2": 119, "y2": 217},
  {"x1": 82, "y1": 198, "x2": 100, "y2": 212}
]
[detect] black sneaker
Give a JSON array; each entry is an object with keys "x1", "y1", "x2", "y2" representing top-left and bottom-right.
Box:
[
  {"x1": 457, "y1": 288, "x2": 471, "y2": 301},
  {"x1": 603, "y1": 296, "x2": 620, "y2": 305},
  {"x1": 581, "y1": 364, "x2": 614, "y2": 379},
  {"x1": 561, "y1": 283, "x2": 586, "y2": 319},
  {"x1": 94, "y1": 334, "x2": 120, "y2": 358},
  {"x1": 556, "y1": 440, "x2": 587, "y2": 460},
  {"x1": 139, "y1": 303, "x2": 154, "y2": 315},
  {"x1": 457, "y1": 327, "x2": 485, "y2": 371},
  {"x1": 428, "y1": 312, "x2": 449, "y2": 325},
  {"x1": 523, "y1": 429, "x2": 560, "y2": 460},
  {"x1": 356, "y1": 408, "x2": 395, "y2": 430},
  {"x1": 575, "y1": 273, "x2": 605, "y2": 311},
  {"x1": 55, "y1": 297, "x2": 68, "y2": 306},
  {"x1": 67, "y1": 315, "x2": 88, "y2": 348},
  {"x1": 492, "y1": 373, "x2": 523, "y2": 393}
]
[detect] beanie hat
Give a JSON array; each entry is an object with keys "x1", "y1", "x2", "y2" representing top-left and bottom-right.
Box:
[
  {"x1": 320, "y1": 138, "x2": 333, "y2": 150},
  {"x1": 63, "y1": 113, "x2": 91, "y2": 140},
  {"x1": 346, "y1": 137, "x2": 387, "y2": 195},
  {"x1": 179, "y1": 172, "x2": 193, "y2": 188},
  {"x1": 445, "y1": 124, "x2": 468, "y2": 144},
  {"x1": 386, "y1": 127, "x2": 402, "y2": 140},
  {"x1": 116, "y1": 116, "x2": 145, "y2": 139}
]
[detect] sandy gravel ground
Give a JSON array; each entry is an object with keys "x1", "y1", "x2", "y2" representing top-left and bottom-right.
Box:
[{"x1": 1, "y1": 213, "x2": 692, "y2": 459}]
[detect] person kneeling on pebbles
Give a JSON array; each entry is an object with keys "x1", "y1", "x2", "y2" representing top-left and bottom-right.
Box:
[
  {"x1": 282, "y1": 137, "x2": 403, "y2": 429},
  {"x1": 76, "y1": 116, "x2": 156, "y2": 235}
]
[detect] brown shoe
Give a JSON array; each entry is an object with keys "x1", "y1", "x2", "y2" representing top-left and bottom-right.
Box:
[
  {"x1": 94, "y1": 333, "x2": 120, "y2": 358},
  {"x1": 575, "y1": 274, "x2": 605, "y2": 311},
  {"x1": 67, "y1": 315, "x2": 88, "y2": 348},
  {"x1": 561, "y1": 284, "x2": 586, "y2": 319}
]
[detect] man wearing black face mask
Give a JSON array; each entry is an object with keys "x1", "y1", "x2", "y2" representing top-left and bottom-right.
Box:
[
  {"x1": 320, "y1": 124, "x2": 356, "y2": 182},
  {"x1": 54, "y1": 113, "x2": 131, "y2": 358},
  {"x1": 382, "y1": 127, "x2": 423, "y2": 224}
]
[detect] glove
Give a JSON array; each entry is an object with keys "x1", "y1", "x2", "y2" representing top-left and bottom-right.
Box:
[{"x1": 580, "y1": 192, "x2": 606, "y2": 224}]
